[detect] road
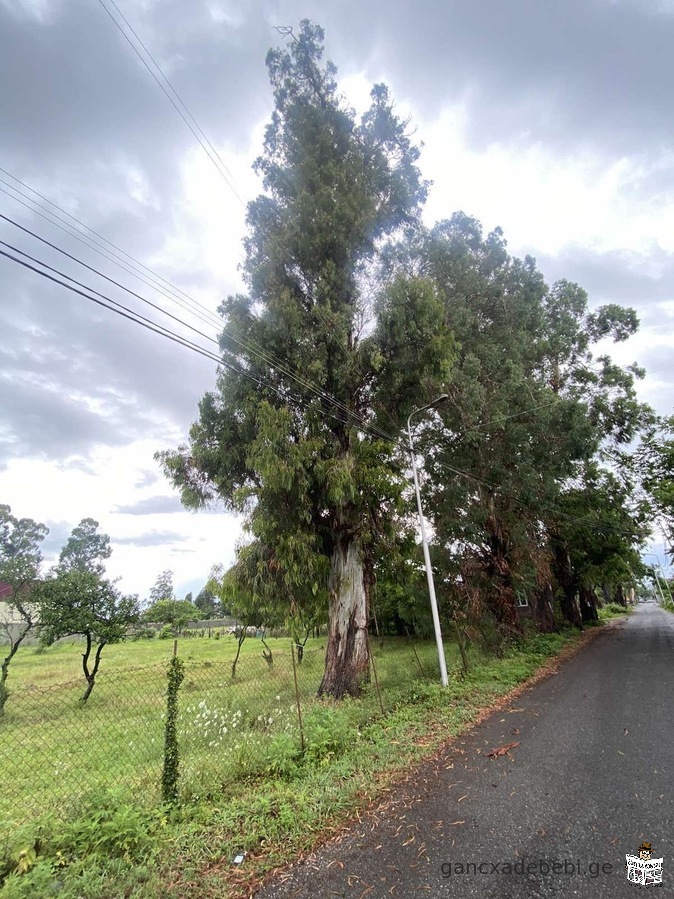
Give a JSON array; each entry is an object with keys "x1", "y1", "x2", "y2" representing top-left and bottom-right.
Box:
[{"x1": 254, "y1": 604, "x2": 673, "y2": 898}]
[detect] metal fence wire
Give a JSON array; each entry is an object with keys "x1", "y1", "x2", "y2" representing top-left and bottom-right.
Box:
[
  {"x1": 0, "y1": 663, "x2": 167, "y2": 826},
  {"x1": 0, "y1": 636, "x2": 441, "y2": 829}
]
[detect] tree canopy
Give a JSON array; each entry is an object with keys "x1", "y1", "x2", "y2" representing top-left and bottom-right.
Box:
[
  {"x1": 156, "y1": 21, "x2": 659, "y2": 694},
  {"x1": 39, "y1": 519, "x2": 139, "y2": 702},
  {"x1": 0, "y1": 504, "x2": 48, "y2": 712}
]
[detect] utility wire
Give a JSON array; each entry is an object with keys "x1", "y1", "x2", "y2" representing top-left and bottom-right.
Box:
[
  {"x1": 0, "y1": 246, "x2": 369, "y2": 434},
  {"x1": 0, "y1": 186, "x2": 395, "y2": 441},
  {"x1": 0, "y1": 217, "x2": 223, "y2": 352},
  {"x1": 1, "y1": 243, "x2": 646, "y2": 540},
  {"x1": 95, "y1": 0, "x2": 244, "y2": 206},
  {"x1": 0, "y1": 180, "x2": 224, "y2": 336}
]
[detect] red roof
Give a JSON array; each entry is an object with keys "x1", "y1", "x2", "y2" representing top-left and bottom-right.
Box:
[{"x1": 0, "y1": 582, "x2": 13, "y2": 599}]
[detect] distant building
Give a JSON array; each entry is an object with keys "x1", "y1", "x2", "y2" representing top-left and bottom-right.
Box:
[{"x1": 0, "y1": 581, "x2": 40, "y2": 642}]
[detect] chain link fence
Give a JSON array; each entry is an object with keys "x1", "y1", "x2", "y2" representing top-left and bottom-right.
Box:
[{"x1": 0, "y1": 635, "x2": 444, "y2": 830}]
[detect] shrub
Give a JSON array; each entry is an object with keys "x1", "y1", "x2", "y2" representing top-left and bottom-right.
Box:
[
  {"x1": 129, "y1": 626, "x2": 157, "y2": 641},
  {"x1": 158, "y1": 625, "x2": 175, "y2": 640}
]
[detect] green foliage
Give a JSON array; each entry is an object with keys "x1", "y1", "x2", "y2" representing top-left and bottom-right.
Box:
[
  {"x1": 636, "y1": 414, "x2": 674, "y2": 559},
  {"x1": 149, "y1": 570, "x2": 175, "y2": 606},
  {"x1": 194, "y1": 582, "x2": 222, "y2": 619},
  {"x1": 38, "y1": 570, "x2": 139, "y2": 649},
  {"x1": 144, "y1": 599, "x2": 199, "y2": 634},
  {"x1": 0, "y1": 790, "x2": 163, "y2": 898},
  {"x1": 302, "y1": 702, "x2": 351, "y2": 765},
  {"x1": 156, "y1": 21, "x2": 454, "y2": 695},
  {"x1": 0, "y1": 505, "x2": 48, "y2": 596},
  {"x1": 57, "y1": 519, "x2": 111, "y2": 577},
  {"x1": 129, "y1": 626, "x2": 156, "y2": 641},
  {"x1": 162, "y1": 656, "x2": 185, "y2": 804},
  {"x1": 0, "y1": 505, "x2": 49, "y2": 712},
  {"x1": 598, "y1": 602, "x2": 632, "y2": 619}
]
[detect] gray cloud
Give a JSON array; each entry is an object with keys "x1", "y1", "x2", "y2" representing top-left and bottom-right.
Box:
[
  {"x1": 533, "y1": 246, "x2": 674, "y2": 323},
  {"x1": 1, "y1": 0, "x2": 673, "y2": 472},
  {"x1": 40, "y1": 518, "x2": 73, "y2": 561},
  {"x1": 113, "y1": 495, "x2": 185, "y2": 515},
  {"x1": 312, "y1": 0, "x2": 674, "y2": 160},
  {"x1": 135, "y1": 469, "x2": 160, "y2": 488},
  {"x1": 0, "y1": 223, "x2": 219, "y2": 464},
  {"x1": 112, "y1": 529, "x2": 183, "y2": 547}
]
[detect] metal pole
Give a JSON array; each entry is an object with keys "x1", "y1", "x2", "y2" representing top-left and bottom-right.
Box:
[
  {"x1": 408, "y1": 398, "x2": 449, "y2": 687},
  {"x1": 644, "y1": 553, "x2": 668, "y2": 605}
]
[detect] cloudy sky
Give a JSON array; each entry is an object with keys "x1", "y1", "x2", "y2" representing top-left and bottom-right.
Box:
[{"x1": 1, "y1": 0, "x2": 672, "y2": 600}]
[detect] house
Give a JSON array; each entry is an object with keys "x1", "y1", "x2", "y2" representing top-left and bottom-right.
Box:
[
  {"x1": 0, "y1": 581, "x2": 40, "y2": 641},
  {"x1": 0, "y1": 580, "x2": 21, "y2": 624}
]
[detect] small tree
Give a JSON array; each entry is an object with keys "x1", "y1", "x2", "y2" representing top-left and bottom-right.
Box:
[
  {"x1": 39, "y1": 568, "x2": 139, "y2": 701},
  {"x1": 0, "y1": 505, "x2": 48, "y2": 713},
  {"x1": 38, "y1": 518, "x2": 138, "y2": 701},
  {"x1": 149, "y1": 570, "x2": 175, "y2": 605},
  {"x1": 143, "y1": 598, "x2": 200, "y2": 635},
  {"x1": 208, "y1": 560, "x2": 281, "y2": 676},
  {"x1": 194, "y1": 582, "x2": 222, "y2": 619}
]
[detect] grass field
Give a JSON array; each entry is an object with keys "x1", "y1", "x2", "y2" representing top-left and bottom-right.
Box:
[
  {"x1": 0, "y1": 631, "x2": 455, "y2": 827},
  {"x1": 0, "y1": 619, "x2": 624, "y2": 899}
]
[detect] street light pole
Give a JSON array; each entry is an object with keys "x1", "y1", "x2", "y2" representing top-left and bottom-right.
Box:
[
  {"x1": 644, "y1": 553, "x2": 669, "y2": 606},
  {"x1": 408, "y1": 395, "x2": 449, "y2": 687}
]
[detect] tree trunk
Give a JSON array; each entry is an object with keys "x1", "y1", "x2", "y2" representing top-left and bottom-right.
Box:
[
  {"x1": 231, "y1": 632, "x2": 246, "y2": 678},
  {"x1": 484, "y1": 502, "x2": 520, "y2": 632},
  {"x1": 532, "y1": 584, "x2": 557, "y2": 633},
  {"x1": 81, "y1": 636, "x2": 105, "y2": 703},
  {"x1": 550, "y1": 539, "x2": 583, "y2": 629},
  {"x1": 579, "y1": 583, "x2": 599, "y2": 623},
  {"x1": 0, "y1": 623, "x2": 32, "y2": 715},
  {"x1": 614, "y1": 584, "x2": 627, "y2": 608},
  {"x1": 318, "y1": 533, "x2": 369, "y2": 698}
]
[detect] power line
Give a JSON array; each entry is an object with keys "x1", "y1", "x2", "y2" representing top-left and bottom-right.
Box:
[
  {"x1": 0, "y1": 179, "x2": 225, "y2": 336},
  {"x1": 0, "y1": 180, "x2": 395, "y2": 441},
  {"x1": 0, "y1": 246, "x2": 372, "y2": 435},
  {"x1": 0, "y1": 216, "x2": 223, "y2": 353},
  {"x1": 95, "y1": 0, "x2": 245, "y2": 207},
  {"x1": 2, "y1": 241, "x2": 645, "y2": 540}
]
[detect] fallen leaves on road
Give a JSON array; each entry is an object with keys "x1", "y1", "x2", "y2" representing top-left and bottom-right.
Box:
[{"x1": 485, "y1": 741, "x2": 521, "y2": 759}]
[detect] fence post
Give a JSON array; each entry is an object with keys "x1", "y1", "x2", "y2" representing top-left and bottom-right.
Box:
[
  {"x1": 290, "y1": 643, "x2": 305, "y2": 754},
  {"x1": 454, "y1": 621, "x2": 469, "y2": 674},
  {"x1": 405, "y1": 626, "x2": 426, "y2": 679},
  {"x1": 161, "y1": 652, "x2": 184, "y2": 804},
  {"x1": 366, "y1": 630, "x2": 384, "y2": 714}
]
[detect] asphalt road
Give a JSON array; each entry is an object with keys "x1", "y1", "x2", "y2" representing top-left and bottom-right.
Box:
[{"x1": 254, "y1": 604, "x2": 673, "y2": 898}]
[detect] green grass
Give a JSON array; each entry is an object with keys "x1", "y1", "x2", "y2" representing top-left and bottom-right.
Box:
[
  {"x1": 0, "y1": 625, "x2": 599, "y2": 898},
  {"x1": 0, "y1": 633, "x2": 457, "y2": 824},
  {"x1": 597, "y1": 601, "x2": 634, "y2": 620}
]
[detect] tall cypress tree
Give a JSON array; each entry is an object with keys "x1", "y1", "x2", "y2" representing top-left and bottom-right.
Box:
[{"x1": 157, "y1": 22, "x2": 452, "y2": 696}]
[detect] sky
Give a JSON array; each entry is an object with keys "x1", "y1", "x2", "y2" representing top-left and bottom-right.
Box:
[{"x1": 1, "y1": 0, "x2": 673, "y2": 600}]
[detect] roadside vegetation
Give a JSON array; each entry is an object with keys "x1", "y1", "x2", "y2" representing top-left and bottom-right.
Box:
[
  {"x1": 0, "y1": 623, "x2": 619, "y2": 899},
  {"x1": 1, "y1": 15, "x2": 671, "y2": 899}
]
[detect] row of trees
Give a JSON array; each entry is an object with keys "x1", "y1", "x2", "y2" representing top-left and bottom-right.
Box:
[{"x1": 157, "y1": 22, "x2": 673, "y2": 698}]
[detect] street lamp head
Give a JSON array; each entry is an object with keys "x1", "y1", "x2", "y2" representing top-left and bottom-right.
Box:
[{"x1": 434, "y1": 393, "x2": 449, "y2": 405}]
